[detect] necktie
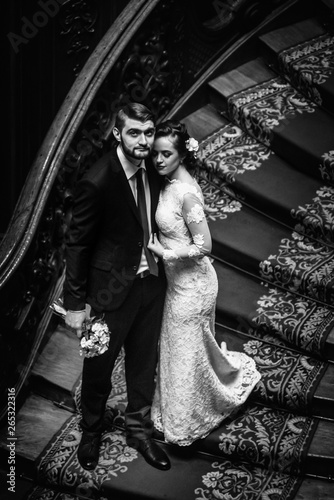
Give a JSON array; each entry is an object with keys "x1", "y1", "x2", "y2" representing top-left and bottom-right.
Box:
[{"x1": 136, "y1": 168, "x2": 159, "y2": 276}]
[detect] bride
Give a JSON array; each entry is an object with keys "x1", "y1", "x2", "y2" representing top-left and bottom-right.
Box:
[{"x1": 147, "y1": 120, "x2": 261, "y2": 446}]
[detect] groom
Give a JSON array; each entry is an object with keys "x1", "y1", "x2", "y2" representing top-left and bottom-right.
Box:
[{"x1": 63, "y1": 102, "x2": 170, "y2": 471}]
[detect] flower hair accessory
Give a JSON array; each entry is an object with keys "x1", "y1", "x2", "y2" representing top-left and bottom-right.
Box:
[
  {"x1": 185, "y1": 137, "x2": 199, "y2": 157},
  {"x1": 50, "y1": 298, "x2": 110, "y2": 358}
]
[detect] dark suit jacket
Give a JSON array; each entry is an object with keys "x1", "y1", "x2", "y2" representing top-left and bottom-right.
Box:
[{"x1": 63, "y1": 147, "x2": 163, "y2": 312}]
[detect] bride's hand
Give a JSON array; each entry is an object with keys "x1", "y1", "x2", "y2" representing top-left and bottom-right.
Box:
[{"x1": 148, "y1": 233, "x2": 164, "y2": 258}]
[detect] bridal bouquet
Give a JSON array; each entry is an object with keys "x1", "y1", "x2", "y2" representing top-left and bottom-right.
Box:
[{"x1": 50, "y1": 299, "x2": 110, "y2": 358}]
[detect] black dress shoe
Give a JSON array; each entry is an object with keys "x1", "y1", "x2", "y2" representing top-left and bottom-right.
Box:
[
  {"x1": 136, "y1": 438, "x2": 171, "y2": 471},
  {"x1": 78, "y1": 431, "x2": 101, "y2": 470}
]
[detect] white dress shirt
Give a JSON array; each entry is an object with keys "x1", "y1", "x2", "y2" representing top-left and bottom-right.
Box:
[{"x1": 117, "y1": 145, "x2": 152, "y2": 275}]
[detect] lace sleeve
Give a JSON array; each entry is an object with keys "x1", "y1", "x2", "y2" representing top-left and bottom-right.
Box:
[{"x1": 162, "y1": 191, "x2": 212, "y2": 261}]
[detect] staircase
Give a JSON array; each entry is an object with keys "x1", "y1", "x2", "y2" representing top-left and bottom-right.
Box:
[{"x1": 1, "y1": 8, "x2": 334, "y2": 500}]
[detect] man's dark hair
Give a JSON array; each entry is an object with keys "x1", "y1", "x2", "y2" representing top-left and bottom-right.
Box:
[{"x1": 115, "y1": 102, "x2": 154, "y2": 131}]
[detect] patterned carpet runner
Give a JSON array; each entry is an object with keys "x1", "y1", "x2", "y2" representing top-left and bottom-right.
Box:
[
  {"x1": 250, "y1": 286, "x2": 334, "y2": 356},
  {"x1": 29, "y1": 349, "x2": 314, "y2": 500},
  {"x1": 199, "y1": 124, "x2": 334, "y2": 241},
  {"x1": 227, "y1": 77, "x2": 334, "y2": 182},
  {"x1": 30, "y1": 418, "x2": 304, "y2": 500},
  {"x1": 214, "y1": 260, "x2": 334, "y2": 358},
  {"x1": 199, "y1": 403, "x2": 317, "y2": 476},
  {"x1": 291, "y1": 185, "x2": 334, "y2": 244},
  {"x1": 198, "y1": 117, "x2": 334, "y2": 357},
  {"x1": 278, "y1": 33, "x2": 334, "y2": 111},
  {"x1": 215, "y1": 328, "x2": 328, "y2": 412}
]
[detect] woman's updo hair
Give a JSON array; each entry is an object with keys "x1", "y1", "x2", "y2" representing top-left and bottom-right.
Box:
[{"x1": 155, "y1": 120, "x2": 202, "y2": 174}]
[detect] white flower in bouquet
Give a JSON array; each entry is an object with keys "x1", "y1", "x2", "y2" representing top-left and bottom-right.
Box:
[
  {"x1": 80, "y1": 318, "x2": 110, "y2": 358},
  {"x1": 50, "y1": 299, "x2": 110, "y2": 358}
]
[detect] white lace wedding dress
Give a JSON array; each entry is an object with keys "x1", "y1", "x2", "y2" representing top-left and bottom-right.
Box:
[{"x1": 151, "y1": 178, "x2": 261, "y2": 446}]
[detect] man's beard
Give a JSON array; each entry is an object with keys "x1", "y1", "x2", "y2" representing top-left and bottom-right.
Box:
[{"x1": 121, "y1": 139, "x2": 151, "y2": 160}]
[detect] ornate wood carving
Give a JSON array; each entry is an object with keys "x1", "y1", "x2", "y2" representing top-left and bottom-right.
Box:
[
  {"x1": 59, "y1": 0, "x2": 98, "y2": 74},
  {"x1": 62, "y1": 0, "x2": 177, "y2": 180}
]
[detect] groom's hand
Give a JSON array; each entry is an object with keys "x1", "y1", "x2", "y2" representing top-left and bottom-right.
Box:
[{"x1": 65, "y1": 310, "x2": 86, "y2": 339}]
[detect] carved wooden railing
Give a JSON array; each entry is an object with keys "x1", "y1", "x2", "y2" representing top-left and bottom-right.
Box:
[{"x1": 0, "y1": 0, "x2": 301, "y2": 420}]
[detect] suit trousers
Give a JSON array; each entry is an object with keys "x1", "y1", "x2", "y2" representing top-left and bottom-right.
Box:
[{"x1": 80, "y1": 272, "x2": 166, "y2": 435}]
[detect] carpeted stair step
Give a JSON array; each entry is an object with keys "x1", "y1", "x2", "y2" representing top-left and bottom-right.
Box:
[
  {"x1": 207, "y1": 193, "x2": 334, "y2": 305},
  {"x1": 5, "y1": 335, "x2": 332, "y2": 500},
  {"x1": 92, "y1": 320, "x2": 334, "y2": 422},
  {"x1": 259, "y1": 18, "x2": 326, "y2": 57},
  {"x1": 197, "y1": 402, "x2": 334, "y2": 480},
  {"x1": 208, "y1": 58, "x2": 334, "y2": 183},
  {"x1": 0, "y1": 394, "x2": 72, "y2": 479},
  {"x1": 208, "y1": 57, "x2": 276, "y2": 114},
  {"x1": 198, "y1": 123, "x2": 334, "y2": 243},
  {"x1": 30, "y1": 406, "x2": 334, "y2": 500},
  {"x1": 257, "y1": 232, "x2": 334, "y2": 306},
  {"x1": 100, "y1": 322, "x2": 334, "y2": 423},
  {"x1": 213, "y1": 259, "x2": 334, "y2": 360},
  {"x1": 2, "y1": 400, "x2": 333, "y2": 500},
  {"x1": 278, "y1": 32, "x2": 334, "y2": 114},
  {"x1": 215, "y1": 324, "x2": 333, "y2": 419},
  {"x1": 209, "y1": 199, "x2": 289, "y2": 273},
  {"x1": 17, "y1": 465, "x2": 334, "y2": 500},
  {"x1": 289, "y1": 185, "x2": 334, "y2": 245},
  {"x1": 30, "y1": 324, "x2": 83, "y2": 412},
  {"x1": 180, "y1": 103, "x2": 229, "y2": 141},
  {"x1": 68, "y1": 336, "x2": 334, "y2": 490},
  {"x1": 32, "y1": 410, "x2": 330, "y2": 500},
  {"x1": 101, "y1": 404, "x2": 334, "y2": 483},
  {"x1": 259, "y1": 19, "x2": 334, "y2": 114}
]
